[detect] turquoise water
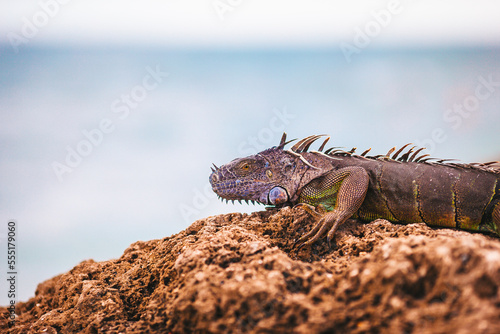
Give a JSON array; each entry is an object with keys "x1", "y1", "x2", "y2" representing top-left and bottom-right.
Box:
[{"x1": 1, "y1": 45, "x2": 500, "y2": 302}]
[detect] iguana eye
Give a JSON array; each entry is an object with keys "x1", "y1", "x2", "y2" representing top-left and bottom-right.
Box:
[{"x1": 234, "y1": 160, "x2": 255, "y2": 176}]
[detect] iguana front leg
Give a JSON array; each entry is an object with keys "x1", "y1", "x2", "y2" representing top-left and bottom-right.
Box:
[{"x1": 294, "y1": 166, "x2": 369, "y2": 248}]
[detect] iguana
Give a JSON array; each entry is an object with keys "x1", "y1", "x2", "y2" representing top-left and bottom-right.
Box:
[{"x1": 209, "y1": 133, "x2": 500, "y2": 248}]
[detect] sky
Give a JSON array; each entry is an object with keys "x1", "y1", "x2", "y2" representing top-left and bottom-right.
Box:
[{"x1": 1, "y1": 0, "x2": 500, "y2": 49}]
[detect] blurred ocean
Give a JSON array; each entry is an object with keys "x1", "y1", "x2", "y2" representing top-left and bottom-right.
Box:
[{"x1": 1, "y1": 45, "x2": 500, "y2": 302}]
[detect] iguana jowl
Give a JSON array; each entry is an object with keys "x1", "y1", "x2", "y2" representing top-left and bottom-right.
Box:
[{"x1": 210, "y1": 134, "x2": 500, "y2": 248}]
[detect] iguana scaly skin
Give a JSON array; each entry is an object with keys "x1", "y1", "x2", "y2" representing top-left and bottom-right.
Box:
[{"x1": 210, "y1": 134, "x2": 500, "y2": 248}]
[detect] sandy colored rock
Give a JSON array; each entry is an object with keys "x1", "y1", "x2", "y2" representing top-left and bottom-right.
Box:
[{"x1": 1, "y1": 207, "x2": 500, "y2": 333}]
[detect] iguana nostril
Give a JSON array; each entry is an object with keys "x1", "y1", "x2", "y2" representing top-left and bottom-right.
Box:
[
  {"x1": 268, "y1": 186, "x2": 289, "y2": 205},
  {"x1": 210, "y1": 173, "x2": 219, "y2": 184}
]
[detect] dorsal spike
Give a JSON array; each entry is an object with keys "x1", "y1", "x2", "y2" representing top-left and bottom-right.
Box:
[
  {"x1": 348, "y1": 147, "x2": 357, "y2": 154},
  {"x1": 301, "y1": 135, "x2": 325, "y2": 152},
  {"x1": 360, "y1": 148, "x2": 372, "y2": 157},
  {"x1": 277, "y1": 132, "x2": 297, "y2": 149},
  {"x1": 414, "y1": 154, "x2": 430, "y2": 162},
  {"x1": 329, "y1": 149, "x2": 348, "y2": 155},
  {"x1": 212, "y1": 163, "x2": 219, "y2": 170},
  {"x1": 291, "y1": 135, "x2": 326, "y2": 153},
  {"x1": 419, "y1": 157, "x2": 437, "y2": 163},
  {"x1": 318, "y1": 137, "x2": 330, "y2": 152},
  {"x1": 392, "y1": 143, "x2": 412, "y2": 160},
  {"x1": 385, "y1": 147, "x2": 396, "y2": 158},
  {"x1": 408, "y1": 147, "x2": 426, "y2": 162},
  {"x1": 278, "y1": 132, "x2": 287, "y2": 147},
  {"x1": 324, "y1": 146, "x2": 342, "y2": 154},
  {"x1": 398, "y1": 146, "x2": 416, "y2": 162},
  {"x1": 290, "y1": 135, "x2": 314, "y2": 152}
]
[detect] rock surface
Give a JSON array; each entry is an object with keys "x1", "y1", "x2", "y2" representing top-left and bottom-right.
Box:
[{"x1": 1, "y1": 207, "x2": 500, "y2": 333}]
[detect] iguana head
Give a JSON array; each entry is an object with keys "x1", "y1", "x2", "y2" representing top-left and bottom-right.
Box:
[{"x1": 209, "y1": 134, "x2": 328, "y2": 206}]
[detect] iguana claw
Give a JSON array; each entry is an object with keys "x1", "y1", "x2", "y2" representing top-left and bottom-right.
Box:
[{"x1": 294, "y1": 203, "x2": 325, "y2": 218}]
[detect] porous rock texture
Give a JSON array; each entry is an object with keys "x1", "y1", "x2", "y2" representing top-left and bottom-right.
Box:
[{"x1": 1, "y1": 207, "x2": 500, "y2": 333}]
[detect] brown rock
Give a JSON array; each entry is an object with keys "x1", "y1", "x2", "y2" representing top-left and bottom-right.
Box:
[{"x1": 1, "y1": 207, "x2": 500, "y2": 333}]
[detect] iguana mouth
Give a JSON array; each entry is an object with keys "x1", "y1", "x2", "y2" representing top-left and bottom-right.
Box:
[{"x1": 210, "y1": 167, "x2": 269, "y2": 204}]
